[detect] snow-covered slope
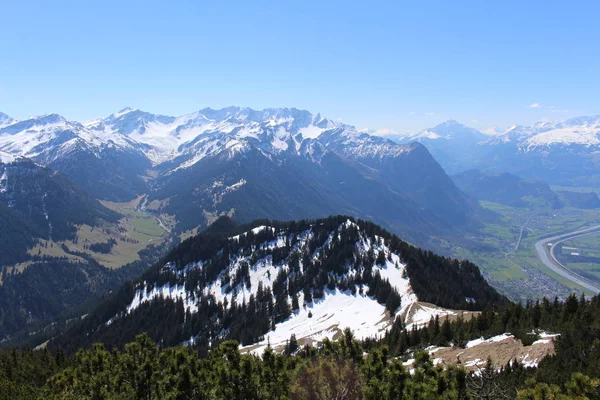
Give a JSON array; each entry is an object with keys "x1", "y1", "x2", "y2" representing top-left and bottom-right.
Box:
[
  {"x1": 90, "y1": 216, "x2": 503, "y2": 354},
  {"x1": 123, "y1": 219, "x2": 419, "y2": 351},
  {"x1": 0, "y1": 113, "x2": 141, "y2": 164},
  {"x1": 390, "y1": 116, "x2": 600, "y2": 151},
  {"x1": 84, "y1": 107, "x2": 344, "y2": 166},
  {"x1": 319, "y1": 127, "x2": 414, "y2": 160},
  {"x1": 0, "y1": 113, "x2": 156, "y2": 200},
  {"x1": 475, "y1": 116, "x2": 600, "y2": 151},
  {"x1": 1, "y1": 106, "x2": 417, "y2": 173},
  {"x1": 0, "y1": 150, "x2": 22, "y2": 165},
  {"x1": 4, "y1": 109, "x2": 599, "y2": 174},
  {"x1": 515, "y1": 116, "x2": 600, "y2": 150}
]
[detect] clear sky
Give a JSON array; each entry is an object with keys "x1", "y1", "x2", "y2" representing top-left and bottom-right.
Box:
[{"x1": 1, "y1": 0, "x2": 599, "y2": 132}]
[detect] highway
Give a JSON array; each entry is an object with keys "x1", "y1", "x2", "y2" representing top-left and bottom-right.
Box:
[{"x1": 534, "y1": 225, "x2": 600, "y2": 294}]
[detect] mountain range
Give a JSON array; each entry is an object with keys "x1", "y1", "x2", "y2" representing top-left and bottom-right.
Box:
[
  {"x1": 0, "y1": 107, "x2": 483, "y2": 251},
  {"x1": 388, "y1": 116, "x2": 600, "y2": 186}
]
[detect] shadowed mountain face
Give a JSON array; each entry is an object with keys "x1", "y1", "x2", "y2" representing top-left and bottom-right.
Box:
[
  {"x1": 0, "y1": 153, "x2": 119, "y2": 265},
  {"x1": 452, "y1": 169, "x2": 600, "y2": 211},
  {"x1": 0, "y1": 108, "x2": 483, "y2": 250},
  {"x1": 452, "y1": 170, "x2": 563, "y2": 209},
  {"x1": 0, "y1": 153, "x2": 138, "y2": 340}
]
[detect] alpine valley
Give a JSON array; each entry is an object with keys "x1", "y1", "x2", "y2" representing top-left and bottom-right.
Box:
[
  {"x1": 0, "y1": 107, "x2": 488, "y2": 341},
  {"x1": 0, "y1": 107, "x2": 482, "y2": 245}
]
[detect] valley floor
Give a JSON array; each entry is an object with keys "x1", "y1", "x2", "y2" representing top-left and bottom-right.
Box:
[{"x1": 453, "y1": 195, "x2": 600, "y2": 300}]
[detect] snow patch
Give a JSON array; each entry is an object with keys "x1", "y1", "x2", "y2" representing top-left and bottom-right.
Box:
[
  {"x1": 466, "y1": 333, "x2": 513, "y2": 349},
  {"x1": 241, "y1": 289, "x2": 393, "y2": 354},
  {"x1": 0, "y1": 151, "x2": 18, "y2": 164}
]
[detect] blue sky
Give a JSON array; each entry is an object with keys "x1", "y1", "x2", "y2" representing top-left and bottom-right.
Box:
[{"x1": 1, "y1": 0, "x2": 599, "y2": 132}]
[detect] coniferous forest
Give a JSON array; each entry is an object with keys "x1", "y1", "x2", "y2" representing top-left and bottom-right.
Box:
[{"x1": 2, "y1": 293, "x2": 600, "y2": 399}]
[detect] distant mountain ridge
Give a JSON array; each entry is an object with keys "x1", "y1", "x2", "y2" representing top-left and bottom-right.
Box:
[
  {"x1": 452, "y1": 169, "x2": 600, "y2": 210},
  {"x1": 452, "y1": 170, "x2": 563, "y2": 209},
  {"x1": 387, "y1": 115, "x2": 600, "y2": 185}
]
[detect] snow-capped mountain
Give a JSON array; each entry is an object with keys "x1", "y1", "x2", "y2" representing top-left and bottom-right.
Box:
[
  {"x1": 0, "y1": 107, "x2": 484, "y2": 250},
  {"x1": 392, "y1": 116, "x2": 600, "y2": 150},
  {"x1": 0, "y1": 114, "x2": 102, "y2": 162},
  {"x1": 387, "y1": 116, "x2": 600, "y2": 185},
  {"x1": 83, "y1": 106, "x2": 341, "y2": 166},
  {"x1": 401, "y1": 120, "x2": 488, "y2": 143},
  {"x1": 385, "y1": 120, "x2": 492, "y2": 177},
  {"x1": 493, "y1": 115, "x2": 600, "y2": 150},
  {"x1": 0, "y1": 112, "x2": 152, "y2": 199},
  {"x1": 483, "y1": 116, "x2": 600, "y2": 185},
  {"x1": 0, "y1": 106, "x2": 443, "y2": 177},
  {"x1": 50, "y1": 216, "x2": 506, "y2": 353},
  {"x1": 0, "y1": 112, "x2": 13, "y2": 127}
]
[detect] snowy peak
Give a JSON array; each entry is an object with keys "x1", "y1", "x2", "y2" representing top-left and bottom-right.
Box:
[
  {"x1": 318, "y1": 127, "x2": 415, "y2": 160},
  {"x1": 189, "y1": 106, "x2": 341, "y2": 139},
  {"x1": 0, "y1": 112, "x2": 152, "y2": 169},
  {"x1": 416, "y1": 120, "x2": 487, "y2": 142},
  {"x1": 99, "y1": 108, "x2": 176, "y2": 135},
  {"x1": 0, "y1": 114, "x2": 89, "y2": 160},
  {"x1": 197, "y1": 107, "x2": 317, "y2": 126},
  {"x1": 0, "y1": 113, "x2": 70, "y2": 135},
  {"x1": 381, "y1": 120, "x2": 488, "y2": 148},
  {"x1": 0, "y1": 112, "x2": 13, "y2": 126},
  {"x1": 0, "y1": 106, "x2": 429, "y2": 171},
  {"x1": 488, "y1": 115, "x2": 600, "y2": 150},
  {"x1": 113, "y1": 107, "x2": 135, "y2": 117},
  {"x1": 81, "y1": 106, "x2": 343, "y2": 166},
  {"x1": 391, "y1": 115, "x2": 600, "y2": 150}
]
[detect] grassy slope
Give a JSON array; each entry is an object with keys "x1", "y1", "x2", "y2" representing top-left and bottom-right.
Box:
[{"x1": 3, "y1": 196, "x2": 169, "y2": 273}]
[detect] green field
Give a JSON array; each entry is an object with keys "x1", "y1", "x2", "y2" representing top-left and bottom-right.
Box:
[
  {"x1": 130, "y1": 216, "x2": 164, "y2": 237},
  {"x1": 557, "y1": 232, "x2": 600, "y2": 281},
  {"x1": 561, "y1": 233, "x2": 600, "y2": 256}
]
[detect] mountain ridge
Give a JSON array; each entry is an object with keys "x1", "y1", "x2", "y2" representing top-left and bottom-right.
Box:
[
  {"x1": 386, "y1": 116, "x2": 600, "y2": 185},
  {"x1": 49, "y1": 215, "x2": 507, "y2": 354}
]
